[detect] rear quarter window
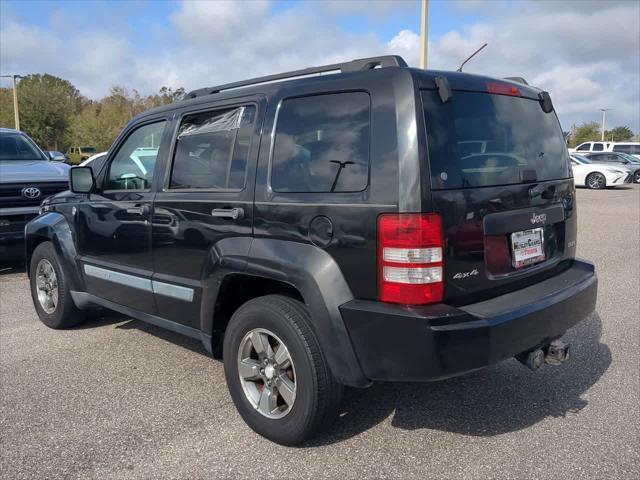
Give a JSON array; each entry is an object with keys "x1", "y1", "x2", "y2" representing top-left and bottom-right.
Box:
[{"x1": 271, "y1": 92, "x2": 370, "y2": 193}]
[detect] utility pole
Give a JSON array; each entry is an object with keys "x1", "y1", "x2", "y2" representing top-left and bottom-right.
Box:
[
  {"x1": 0, "y1": 74, "x2": 23, "y2": 130},
  {"x1": 419, "y1": 0, "x2": 428, "y2": 69},
  {"x1": 600, "y1": 108, "x2": 609, "y2": 142}
]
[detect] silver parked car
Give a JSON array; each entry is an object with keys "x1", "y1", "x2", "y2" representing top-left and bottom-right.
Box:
[{"x1": 0, "y1": 128, "x2": 70, "y2": 259}]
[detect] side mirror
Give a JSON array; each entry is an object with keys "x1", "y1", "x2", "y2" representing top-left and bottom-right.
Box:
[
  {"x1": 48, "y1": 151, "x2": 66, "y2": 162},
  {"x1": 69, "y1": 166, "x2": 95, "y2": 193}
]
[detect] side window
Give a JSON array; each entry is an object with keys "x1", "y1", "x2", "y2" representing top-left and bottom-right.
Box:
[
  {"x1": 592, "y1": 143, "x2": 604, "y2": 151},
  {"x1": 106, "y1": 121, "x2": 166, "y2": 190},
  {"x1": 613, "y1": 145, "x2": 628, "y2": 153},
  {"x1": 170, "y1": 106, "x2": 255, "y2": 190},
  {"x1": 271, "y1": 92, "x2": 370, "y2": 193},
  {"x1": 576, "y1": 143, "x2": 590, "y2": 151}
]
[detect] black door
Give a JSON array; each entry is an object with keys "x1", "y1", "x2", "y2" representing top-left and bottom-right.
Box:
[
  {"x1": 76, "y1": 119, "x2": 169, "y2": 313},
  {"x1": 151, "y1": 100, "x2": 263, "y2": 327}
]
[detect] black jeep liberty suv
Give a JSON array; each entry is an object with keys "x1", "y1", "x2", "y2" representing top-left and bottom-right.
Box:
[{"x1": 26, "y1": 56, "x2": 597, "y2": 445}]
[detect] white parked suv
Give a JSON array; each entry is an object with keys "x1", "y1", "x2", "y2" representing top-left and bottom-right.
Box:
[
  {"x1": 609, "y1": 142, "x2": 640, "y2": 159},
  {"x1": 570, "y1": 141, "x2": 640, "y2": 159}
]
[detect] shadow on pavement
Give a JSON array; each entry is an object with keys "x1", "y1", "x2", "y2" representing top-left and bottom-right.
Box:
[
  {"x1": 115, "y1": 318, "x2": 210, "y2": 357},
  {"x1": 70, "y1": 305, "x2": 610, "y2": 446},
  {"x1": 306, "y1": 311, "x2": 610, "y2": 446}
]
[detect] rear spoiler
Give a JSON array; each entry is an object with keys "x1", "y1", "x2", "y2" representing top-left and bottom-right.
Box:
[
  {"x1": 504, "y1": 77, "x2": 529, "y2": 85},
  {"x1": 434, "y1": 75, "x2": 553, "y2": 112}
]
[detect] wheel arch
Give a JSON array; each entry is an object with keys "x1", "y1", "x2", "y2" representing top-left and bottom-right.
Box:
[
  {"x1": 25, "y1": 212, "x2": 84, "y2": 292},
  {"x1": 204, "y1": 238, "x2": 370, "y2": 388}
]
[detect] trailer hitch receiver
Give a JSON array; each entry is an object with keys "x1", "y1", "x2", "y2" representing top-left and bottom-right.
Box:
[{"x1": 544, "y1": 340, "x2": 570, "y2": 365}]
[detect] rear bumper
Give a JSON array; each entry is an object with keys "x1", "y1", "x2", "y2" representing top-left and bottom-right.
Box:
[{"x1": 341, "y1": 259, "x2": 597, "y2": 382}]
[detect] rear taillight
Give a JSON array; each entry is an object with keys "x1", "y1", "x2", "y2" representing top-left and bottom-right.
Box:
[{"x1": 377, "y1": 213, "x2": 444, "y2": 305}]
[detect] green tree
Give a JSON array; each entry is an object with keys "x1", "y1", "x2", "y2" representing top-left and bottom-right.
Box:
[
  {"x1": 16, "y1": 74, "x2": 84, "y2": 150},
  {"x1": 69, "y1": 87, "x2": 134, "y2": 151},
  {"x1": 569, "y1": 122, "x2": 600, "y2": 147},
  {"x1": 69, "y1": 86, "x2": 185, "y2": 151},
  {"x1": 0, "y1": 88, "x2": 16, "y2": 128},
  {"x1": 153, "y1": 86, "x2": 185, "y2": 106},
  {"x1": 605, "y1": 126, "x2": 634, "y2": 142}
]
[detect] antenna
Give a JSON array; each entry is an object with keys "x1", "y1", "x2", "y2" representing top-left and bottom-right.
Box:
[{"x1": 456, "y1": 43, "x2": 488, "y2": 72}]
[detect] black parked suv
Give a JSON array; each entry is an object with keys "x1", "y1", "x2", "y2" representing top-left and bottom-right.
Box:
[{"x1": 25, "y1": 56, "x2": 597, "y2": 445}]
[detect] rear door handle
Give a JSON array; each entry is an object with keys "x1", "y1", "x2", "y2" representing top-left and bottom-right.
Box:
[{"x1": 211, "y1": 207, "x2": 244, "y2": 220}]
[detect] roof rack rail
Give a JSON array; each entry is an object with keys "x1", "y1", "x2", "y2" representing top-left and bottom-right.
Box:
[{"x1": 184, "y1": 55, "x2": 408, "y2": 100}]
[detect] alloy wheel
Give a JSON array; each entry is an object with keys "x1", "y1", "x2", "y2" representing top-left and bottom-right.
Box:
[
  {"x1": 237, "y1": 328, "x2": 297, "y2": 419},
  {"x1": 36, "y1": 259, "x2": 58, "y2": 314},
  {"x1": 588, "y1": 173, "x2": 605, "y2": 189}
]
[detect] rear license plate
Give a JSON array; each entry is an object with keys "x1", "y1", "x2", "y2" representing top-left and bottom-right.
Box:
[{"x1": 511, "y1": 227, "x2": 545, "y2": 268}]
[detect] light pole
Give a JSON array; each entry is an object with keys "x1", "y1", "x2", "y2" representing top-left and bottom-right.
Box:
[
  {"x1": 419, "y1": 0, "x2": 428, "y2": 69},
  {"x1": 0, "y1": 74, "x2": 24, "y2": 130},
  {"x1": 600, "y1": 108, "x2": 610, "y2": 142}
]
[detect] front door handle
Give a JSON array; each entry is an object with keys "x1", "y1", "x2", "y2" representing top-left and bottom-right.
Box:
[
  {"x1": 211, "y1": 207, "x2": 244, "y2": 220},
  {"x1": 126, "y1": 204, "x2": 151, "y2": 216}
]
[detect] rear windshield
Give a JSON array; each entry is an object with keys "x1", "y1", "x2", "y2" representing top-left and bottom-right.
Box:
[
  {"x1": 422, "y1": 90, "x2": 570, "y2": 189},
  {"x1": 80, "y1": 146, "x2": 97, "y2": 154}
]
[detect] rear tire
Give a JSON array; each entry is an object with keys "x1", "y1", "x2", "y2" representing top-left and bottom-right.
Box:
[
  {"x1": 586, "y1": 172, "x2": 606, "y2": 189},
  {"x1": 29, "y1": 242, "x2": 85, "y2": 329},
  {"x1": 223, "y1": 295, "x2": 343, "y2": 445}
]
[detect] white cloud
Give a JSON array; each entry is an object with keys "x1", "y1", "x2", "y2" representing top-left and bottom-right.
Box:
[
  {"x1": 0, "y1": 0, "x2": 638, "y2": 131},
  {"x1": 170, "y1": 0, "x2": 270, "y2": 44},
  {"x1": 424, "y1": 1, "x2": 640, "y2": 130},
  {"x1": 388, "y1": 30, "x2": 420, "y2": 65}
]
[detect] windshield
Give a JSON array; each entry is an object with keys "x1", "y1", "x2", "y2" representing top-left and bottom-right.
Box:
[
  {"x1": 422, "y1": 90, "x2": 570, "y2": 189},
  {"x1": 620, "y1": 153, "x2": 640, "y2": 163},
  {"x1": 0, "y1": 133, "x2": 48, "y2": 161},
  {"x1": 80, "y1": 146, "x2": 97, "y2": 154}
]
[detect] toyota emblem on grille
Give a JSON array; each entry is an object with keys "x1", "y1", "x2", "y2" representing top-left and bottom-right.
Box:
[{"x1": 22, "y1": 187, "x2": 42, "y2": 199}]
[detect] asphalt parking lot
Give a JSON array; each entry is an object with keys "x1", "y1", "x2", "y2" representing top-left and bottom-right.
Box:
[{"x1": 1, "y1": 185, "x2": 639, "y2": 479}]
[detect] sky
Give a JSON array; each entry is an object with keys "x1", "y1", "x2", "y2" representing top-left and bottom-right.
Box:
[{"x1": 1, "y1": 0, "x2": 639, "y2": 132}]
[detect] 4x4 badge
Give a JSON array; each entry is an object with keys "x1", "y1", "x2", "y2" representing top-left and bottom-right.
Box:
[
  {"x1": 530, "y1": 212, "x2": 547, "y2": 225},
  {"x1": 453, "y1": 269, "x2": 479, "y2": 280}
]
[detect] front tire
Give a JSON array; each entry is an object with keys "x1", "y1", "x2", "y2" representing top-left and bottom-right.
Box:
[
  {"x1": 29, "y1": 242, "x2": 85, "y2": 329},
  {"x1": 586, "y1": 172, "x2": 606, "y2": 189},
  {"x1": 223, "y1": 295, "x2": 342, "y2": 445}
]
